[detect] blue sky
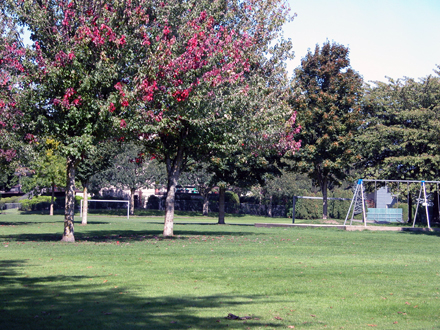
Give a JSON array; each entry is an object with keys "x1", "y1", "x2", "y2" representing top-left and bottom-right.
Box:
[{"x1": 284, "y1": 0, "x2": 440, "y2": 83}]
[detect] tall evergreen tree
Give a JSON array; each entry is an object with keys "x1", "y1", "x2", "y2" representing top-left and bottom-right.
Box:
[{"x1": 289, "y1": 41, "x2": 363, "y2": 219}]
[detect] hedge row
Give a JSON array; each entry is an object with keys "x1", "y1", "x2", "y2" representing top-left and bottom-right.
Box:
[{"x1": 0, "y1": 196, "x2": 82, "y2": 211}]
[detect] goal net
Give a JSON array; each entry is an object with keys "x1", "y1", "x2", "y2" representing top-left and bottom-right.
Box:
[{"x1": 80, "y1": 199, "x2": 130, "y2": 219}]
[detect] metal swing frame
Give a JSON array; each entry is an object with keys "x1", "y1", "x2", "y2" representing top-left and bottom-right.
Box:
[{"x1": 345, "y1": 179, "x2": 440, "y2": 228}]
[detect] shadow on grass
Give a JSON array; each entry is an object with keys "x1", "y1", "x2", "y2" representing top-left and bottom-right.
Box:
[
  {"x1": 0, "y1": 226, "x2": 264, "y2": 243},
  {"x1": 144, "y1": 221, "x2": 254, "y2": 226},
  {"x1": 397, "y1": 229, "x2": 440, "y2": 237},
  {"x1": 0, "y1": 259, "x2": 283, "y2": 330},
  {"x1": 19, "y1": 210, "x2": 65, "y2": 215},
  {"x1": 0, "y1": 221, "x2": 58, "y2": 226}
]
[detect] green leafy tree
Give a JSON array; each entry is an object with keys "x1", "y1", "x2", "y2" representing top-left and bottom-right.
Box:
[
  {"x1": 122, "y1": 0, "x2": 297, "y2": 235},
  {"x1": 258, "y1": 170, "x2": 313, "y2": 218},
  {"x1": 9, "y1": 0, "x2": 135, "y2": 241},
  {"x1": 179, "y1": 162, "x2": 216, "y2": 216},
  {"x1": 102, "y1": 142, "x2": 165, "y2": 215},
  {"x1": 0, "y1": 165, "x2": 18, "y2": 192},
  {"x1": 207, "y1": 142, "x2": 295, "y2": 223},
  {"x1": 75, "y1": 140, "x2": 120, "y2": 225},
  {"x1": 289, "y1": 41, "x2": 363, "y2": 219},
  {"x1": 8, "y1": 0, "x2": 297, "y2": 239},
  {"x1": 356, "y1": 73, "x2": 440, "y2": 180},
  {"x1": 21, "y1": 140, "x2": 66, "y2": 215}
]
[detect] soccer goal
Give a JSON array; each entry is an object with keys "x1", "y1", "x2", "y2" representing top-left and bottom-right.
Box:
[{"x1": 80, "y1": 199, "x2": 130, "y2": 219}]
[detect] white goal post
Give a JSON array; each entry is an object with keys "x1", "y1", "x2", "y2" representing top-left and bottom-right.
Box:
[{"x1": 80, "y1": 199, "x2": 130, "y2": 219}]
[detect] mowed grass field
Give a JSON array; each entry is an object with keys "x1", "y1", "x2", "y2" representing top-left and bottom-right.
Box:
[{"x1": 1, "y1": 210, "x2": 439, "y2": 329}]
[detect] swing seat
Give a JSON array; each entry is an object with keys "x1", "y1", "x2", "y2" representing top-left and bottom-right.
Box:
[{"x1": 367, "y1": 208, "x2": 403, "y2": 223}]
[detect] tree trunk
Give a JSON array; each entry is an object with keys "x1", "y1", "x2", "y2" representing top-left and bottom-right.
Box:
[
  {"x1": 81, "y1": 183, "x2": 88, "y2": 225},
  {"x1": 200, "y1": 186, "x2": 212, "y2": 216},
  {"x1": 61, "y1": 156, "x2": 76, "y2": 242},
  {"x1": 268, "y1": 195, "x2": 273, "y2": 217},
  {"x1": 321, "y1": 177, "x2": 328, "y2": 220},
  {"x1": 163, "y1": 148, "x2": 184, "y2": 237},
  {"x1": 130, "y1": 187, "x2": 135, "y2": 215},
  {"x1": 218, "y1": 185, "x2": 226, "y2": 224},
  {"x1": 50, "y1": 182, "x2": 55, "y2": 216},
  {"x1": 164, "y1": 171, "x2": 179, "y2": 237},
  {"x1": 203, "y1": 193, "x2": 209, "y2": 216},
  {"x1": 407, "y1": 192, "x2": 412, "y2": 224}
]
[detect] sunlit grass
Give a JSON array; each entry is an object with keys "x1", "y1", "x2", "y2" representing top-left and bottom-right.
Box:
[{"x1": 1, "y1": 212, "x2": 440, "y2": 329}]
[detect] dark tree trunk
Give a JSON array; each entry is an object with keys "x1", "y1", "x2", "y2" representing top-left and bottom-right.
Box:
[
  {"x1": 61, "y1": 156, "x2": 76, "y2": 242},
  {"x1": 130, "y1": 187, "x2": 135, "y2": 215},
  {"x1": 218, "y1": 186, "x2": 226, "y2": 224},
  {"x1": 407, "y1": 192, "x2": 412, "y2": 224}
]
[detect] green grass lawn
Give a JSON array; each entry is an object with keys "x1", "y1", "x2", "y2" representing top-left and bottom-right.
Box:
[{"x1": 1, "y1": 210, "x2": 440, "y2": 329}]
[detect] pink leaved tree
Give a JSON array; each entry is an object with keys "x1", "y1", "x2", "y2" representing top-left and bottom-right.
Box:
[
  {"x1": 0, "y1": 13, "x2": 24, "y2": 163},
  {"x1": 114, "y1": 0, "x2": 300, "y2": 236},
  {"x1": 10, "y1": 0, "x2": 137, "y2": 241}
]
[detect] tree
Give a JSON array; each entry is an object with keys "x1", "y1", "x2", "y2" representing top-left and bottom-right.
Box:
[
  {"x1": 0, "y1": 9, "x2": 23, "y2": 165},
  {"x1": 8, "y1": 0, "x2": 297, "y2": 239},
  {"x1": 207, "y1": 123, "x2": 300, "y2": 224},
  {"x1": 356, "y1": 73, "x2": 440, "y2": 180},
  {"x1": 179, "y1": 162, "x2": 215, "y2": 216},
  {"x1": 75, "y1": 140, "x2": 120, "y2": 225},
  {"x1": 21, "y1": 139, "x2": 66, "y2": 215},
  {"x1": 0, "y1": 165, "x2": 18, "y2": 192},
  {"x1": 289, "y1": 41, "x2": 363, "y2": 219},
  {"x1": 9, "y1": 0, "x2": 135, "y2": 241},
  {"x1": 122, "y1": 0, "x2": 298, "y2": 235},
  {"x1": 101, "y1": 142, "x2": 164, "y2": 215}
]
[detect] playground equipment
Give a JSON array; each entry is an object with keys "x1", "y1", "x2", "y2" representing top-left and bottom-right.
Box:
[{"x1": 345, "y1": 179, "x2": 440, "y2": 228}]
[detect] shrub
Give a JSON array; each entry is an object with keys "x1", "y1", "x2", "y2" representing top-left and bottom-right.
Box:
[
  {"x1": 147, "y1": 195, "x2": 161, "y2": 210},
  {"x1": 225, "y1": 191, "x2": 240, "y2": 204},
  {"x1": 20, "y1": 196, "x2": 52, "y2": 211}
]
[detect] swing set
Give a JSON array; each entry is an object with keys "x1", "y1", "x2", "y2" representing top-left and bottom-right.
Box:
[{"x1": 345, "y1": 179, "x2": 440, "y2": 229}]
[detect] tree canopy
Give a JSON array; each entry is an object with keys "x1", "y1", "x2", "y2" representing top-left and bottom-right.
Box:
[
  {"x1": 356, "y1": 73, "x2": 440, "y2": 180},
  {"x1": 5, "y1": 0, "x2": 299, "y2": 239},
  {"x1": 289, "y1": 41, "x2": 363, "y2": 219},
  {"x1": 0, "y1": 9, "x2": 23, "y2": 164},
  {"x1": 116, "y1": 0, "x2": 299, "y2": 236}
]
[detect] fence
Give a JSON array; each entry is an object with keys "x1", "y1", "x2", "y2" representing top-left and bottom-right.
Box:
[
  {"x1": 2, "y1": 203, "x2": 22, "y2": 210},
  {"x1": 148, "y1": 196, "x2": 287, "y2": 217}
]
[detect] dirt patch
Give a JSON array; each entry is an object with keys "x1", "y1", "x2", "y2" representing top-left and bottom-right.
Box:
[{"x1": 323, "y1": 220, "x2": 340, "y2": 224}]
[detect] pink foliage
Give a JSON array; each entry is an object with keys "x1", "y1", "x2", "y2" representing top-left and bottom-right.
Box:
[
  {"x1": 136, "y1": 10, "x2": 253, "y2": 112},
  {"x1": 277, "y1": 112, "x2": 302, "y2": 155},
  {"x1": 140, "y1": 79, "x2": 158, "y2": 102},
  {"x1": 0, "y1": 149, "x2": 16, "y2": 161},
  {"x1": 0, "y1": 37, "x2": 26, "y2": 161},
  {"x1": 109, "y1": 102, "x2": 116, "y2": 113}
]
